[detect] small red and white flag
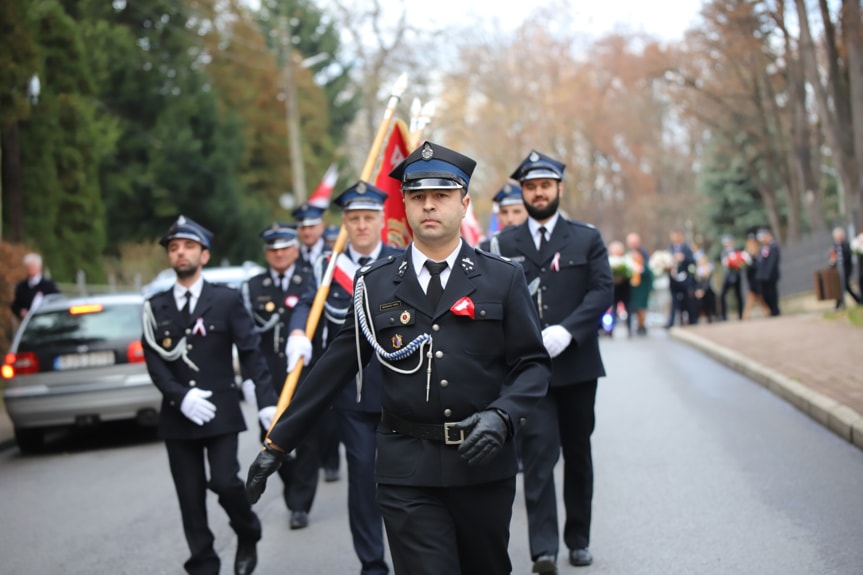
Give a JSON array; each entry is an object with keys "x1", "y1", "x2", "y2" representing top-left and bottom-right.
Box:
[
  {"x1": 308, "y1": 163, "x2": 339, "y2": 209},
  {"x1": 460, "y1": 201, "x2": 484, "y2": 247}
]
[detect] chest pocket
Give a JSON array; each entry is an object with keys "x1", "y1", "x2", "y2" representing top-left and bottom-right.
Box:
[
  {"x1": 471, "y1": 302, "x2": 503, "y2": 321},
  {"x1": 373, "y1": 307, "x2": 416, "y2": 331}
]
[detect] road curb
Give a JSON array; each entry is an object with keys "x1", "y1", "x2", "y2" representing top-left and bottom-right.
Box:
[{"x1": 669, "y1": 327, "x2": 863, "y2": 452}]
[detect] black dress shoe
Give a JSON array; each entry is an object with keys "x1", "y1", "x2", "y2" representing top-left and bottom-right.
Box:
[
  {"x1": 323, "y1": 468, "x2": 340, "y2": 482},
  {"x1": 235, "y1": 541, "x2": 257, "y2": 575},
  {"x1": 569, "y1": 548, "x2": 593, "y2": 567},
  {"x1": 532, "y1": 554, "x2": 558, "y2": 574},
  {"x1": 289, "y1": 510, "x2": 309, "y2": 529}
]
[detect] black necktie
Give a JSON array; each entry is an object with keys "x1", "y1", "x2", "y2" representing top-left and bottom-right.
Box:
[
  {"x1": 358, "y1": 256, "x2": 371, "y2": 266},
  {"x1": 425, "y1": 260, "x2": 448, "y2": 308},
  {"x1": 277, "y1": 273, "x2": 286, "y2": 292},
  {"x1": 181, "y1": 290, "x2": 191, "y2": 323},
  {"x1": 538, "y1": 226, "x2": 549, "y2": 254}
]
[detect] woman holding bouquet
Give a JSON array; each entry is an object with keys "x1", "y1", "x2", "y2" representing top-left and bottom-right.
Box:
[
  {"x1": 607, "y1": 241, "x2": 633, "y2": 336},
  {"x1": 742, "y1": 234, "x2": 769, "y2": 319},
  {"x1": 626, "y1": 233, "x2": 653, "y2": 335}
]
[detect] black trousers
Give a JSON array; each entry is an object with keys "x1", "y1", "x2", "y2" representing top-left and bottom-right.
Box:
[
  {"x1": 257, "y1": 421, "x2": 321, "y2": 513},
  {"x1": 761, "y1": 280, "x2": 781, "y2": 316},
  {"x1": 667, "y1": 286, "x2": 697, "y2": 326},
  {"x1": 337, "y1": 409, "x2": 388, "y2": 575},
  {"x1": 521, "y1": 381, "x2": 597, "y2": 559},
  {"x1": 377, "y1": 478, "x2": 515, "y2": 575},
  {"x1": 320, "y1": 406, "x2": 342, "y2": 472},
  {"x1": 165, "y1": 434, "x2": 261, "y2": 575},
  {"x1": 720, "y1": 276, "x2": 743, "y2": 320}
]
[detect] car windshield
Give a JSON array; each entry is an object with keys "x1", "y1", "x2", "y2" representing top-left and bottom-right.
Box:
[{"x1": 18, "y1": 303, "x2": 142, "y2": 349}]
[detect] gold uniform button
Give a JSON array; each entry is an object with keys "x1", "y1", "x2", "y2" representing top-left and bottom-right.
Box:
[
  {"x1": 443, "y1": 408, "x2": 452, "y2": 418},
  {"x1": 435, "y1": 351, "x2": 443, "y2": 359},
  {"x1": 432, "y1": 324, "x2": 440, "y2": 332}
]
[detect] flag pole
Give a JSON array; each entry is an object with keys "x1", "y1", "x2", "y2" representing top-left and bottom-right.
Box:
[{"x1": 268, "y1": 73, "x2": 409, "y2": 434}]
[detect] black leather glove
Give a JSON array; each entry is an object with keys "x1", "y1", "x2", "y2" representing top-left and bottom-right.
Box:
[
  {"x1": 245, "y1": 443, "x2": 287, "y2": 504},
  {"x1": 453, "y1": 410, "x2": 510, "y2": 465}
]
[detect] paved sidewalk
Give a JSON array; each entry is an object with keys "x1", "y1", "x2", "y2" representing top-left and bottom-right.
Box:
[{"x1": 670, "y1": 312, "x2": 863, "y2": 451}]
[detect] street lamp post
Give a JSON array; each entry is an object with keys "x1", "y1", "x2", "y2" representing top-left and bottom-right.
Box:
[{"x1": 281, "y1": 16, "x2": 306, "y2": 204}]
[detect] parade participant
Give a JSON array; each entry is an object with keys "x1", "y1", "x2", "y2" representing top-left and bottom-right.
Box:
[
  {"x1": 495, "y1": 150, "x2": 613, "y2": 573},
  {"x1": 143, "y1": 215, "x2": 277, "y2": 575},
  {"x1": 10, "y1": 252, "x2": 60, "y2": 319},
  {"x1": 247, "y1": 141, "x2": 551, "y2": 575},
  {"x1": 287, "y1": 181, "x2": 401, "y2": 575},
  {"x1": 757, "y1": 227, "x2": 781, "y2": 316},
  {"x1": 291, "y1": 202, "x2": 341, "y2": 481},
  {"x1": 292, "y1": 204, "x2": 327, "y2": 272},
  {"x1": 693, "y1": 252, "x2": 717, "y2": 323},
  {"x1": 719, "y1": 235, "x2": 746, "y2": 321},
  {"x1": 479, "y1": 182, "x2": 527, "y2": 252},
  {"x1": 625, "y1": 233, "x2": 652, "y2": 335},
  {"x1": 829, "y1": 226, "x2": 860, "y2": 308},
  {"x1": 241, "y1": 223, "x2": 322, "y2": 531},
  {"x1": 665, "y1": 228, "x2": 697, "y2": 327}
]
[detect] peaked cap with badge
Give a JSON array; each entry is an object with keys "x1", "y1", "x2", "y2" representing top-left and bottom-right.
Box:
[
  {"x1": 492, "y1": 182, "x2": 523, "y2": 207},
  {"x1": 159, "y1": 215, "x2": 214, "y2": 250},
  {"x1": 292, "y1": 203, "x2": 326, "y2": 227},
  {"x1": 333, "y1": 181, "x2": 388, "y2": 211},
  {"x1": 260, "y1": 222, "x2": 299, "y2": 250},
  {"x1": 510, "y1": 150, "x2": 566, "y2": 182},
  {"x1": 389, "y1": 141, "x2": 477, "y2": 192}
]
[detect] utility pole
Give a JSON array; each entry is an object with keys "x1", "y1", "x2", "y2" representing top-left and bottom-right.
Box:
[{"x1": 281, "y1": 15, "x2": 306, "y2": 204}]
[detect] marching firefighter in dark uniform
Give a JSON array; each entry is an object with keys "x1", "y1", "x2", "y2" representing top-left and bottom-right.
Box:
[
  {"x1": 495, "y1": 150, "x2": 614, "y2": 573},
  {"x1": 143, "y1": 215, "x2": 277, "y2": 575},
  {"x1": 287, "y1": 181, "x2": 402, "y2": 574},
  {"x1": 241, "y1": 222, "x2": 322, "y2": 530},
  {"x1": 246, "y1": 141, "x2": 551, "y2": 574},
  {"x1": 478, "y1": 182, "x2": 527, "y2": 252}
]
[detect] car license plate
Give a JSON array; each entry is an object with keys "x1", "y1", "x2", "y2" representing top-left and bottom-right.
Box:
[{"x1": 54, "y1": 351, "x2": 116, "y2": 371}]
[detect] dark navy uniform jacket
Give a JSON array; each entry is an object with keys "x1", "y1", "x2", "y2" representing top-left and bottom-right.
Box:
[
  {"x1": 756, "y1": 241, "x2": 781, "y2": 284},
  {"x1": 269, "y1": 242, "x2": 551, "y2": 487},
  {"x1": 243, "y1": 266, "x2": 311, "y2": 393},
  {"x1": 289, "y1": 244, "x2": 404, "y2": 413},
  {"x1": 144, "y1": 281, "x2": 277, "y2": 440},
  {"x1": 495, "y1": 219, "x2": 613, "y2": 387}
]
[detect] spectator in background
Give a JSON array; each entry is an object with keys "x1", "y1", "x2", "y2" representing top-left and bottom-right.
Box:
[
  {"x1": 756, "y1": 228, "x2": 781, "y2": 316},
  {"x1": 607, "y1": 240, "x2": 632, "y2": 336},
  {"x1": 11, "y1": 252, "x2": 60, "y2": 319},
  {"x1": 625, "y1": 233, "x2": 652, "y2": 336},
  {"x1": 742, "y1": 234, "x2": 769, "y2": 320},
  {"x1": 829, "y1": 226, "x2": 860, "y2": 309},
  {"x1": 665, "y1": 229, "x2": 697, "y2": 327},
  {"x1": 719, "y1": 235, "x2": 746, "y2": 321},
  {"x1": 693, "y1": 253, "x2": 717, "y2": 323}
]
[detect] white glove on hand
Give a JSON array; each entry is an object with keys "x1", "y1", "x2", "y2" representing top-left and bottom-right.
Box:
[
  {"x1": 180, "y1": 388, "x2": 217, "y2": 426},
  {"x1": 286, "y1": 334, "x2": 312, "y2": 372},
  {"x1": 241, "y1": 379, "x2": 256, "y2": 405},
  {"x1": 541, "y1": 325, "x2": 573, "y2": 358},
  {"x1": 258, "y1": 405, "x2": 278, "y2": 430}
]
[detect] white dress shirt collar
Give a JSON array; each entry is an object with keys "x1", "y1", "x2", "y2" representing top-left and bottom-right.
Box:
[
  {"x1": 173, "y1": 277, "x2": 204, "y2": 312},
  {"x1": 410, "y1": 240, "x2": 462, "y2": 291},
  {"x1": 348, "y1": 242, "x2": 382, "y2": 264}
]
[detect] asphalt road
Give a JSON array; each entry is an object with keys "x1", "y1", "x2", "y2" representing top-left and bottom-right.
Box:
[{"x1": 1, "y1": 330, "x2": 862, "y2": 575}]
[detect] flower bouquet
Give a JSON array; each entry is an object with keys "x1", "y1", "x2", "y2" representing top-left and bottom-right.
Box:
[
  {"x1": 725, "y1": 250, "x2": 748, "y2": 270},
  {"x1": 648, "y1": 249, "x2": 674, "y2": 277},
  {"x1": 609, "y1": 254, "x2": 634, "y2": 281},
  {"x1": 852, "y1": 233, "x2": 863, "y2": 256}
]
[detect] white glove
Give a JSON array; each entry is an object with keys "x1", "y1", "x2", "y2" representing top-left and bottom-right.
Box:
[
  {"x1": 541, "y1": 325, "x2": 573, "y2": 358},
  {"x1": 241, "y1": 379, "x2": 256, "y2": 405},
  {"x1": 286, "y1": 334, "x2": 312, "y2": 372},
  {"x1": 258, "y1": 405, "x2": 278, "y2": 429},
  {"x1": 180, "y1": 388, "x2": 217, "y2": 426}
]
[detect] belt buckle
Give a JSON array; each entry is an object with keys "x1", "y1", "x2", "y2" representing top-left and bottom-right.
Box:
[{"x1": 443, "y1": 422, "x2": 464, "y2": 445}]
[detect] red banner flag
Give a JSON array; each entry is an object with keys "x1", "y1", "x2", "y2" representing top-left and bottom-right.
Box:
[
  {"x1": 308, "y1": 163, "x2": 339, "y2": 209},
  {"x1": 375, "y1": 119, "x2": 413, "y2": 247}
]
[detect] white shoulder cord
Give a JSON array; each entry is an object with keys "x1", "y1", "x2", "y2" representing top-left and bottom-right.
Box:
[
  {"x1": 142, "y1": 299, "x2": 200, "y2": 372},
  {"x1": 353, "y1": 275, "x2": 434, "y2": 401}
]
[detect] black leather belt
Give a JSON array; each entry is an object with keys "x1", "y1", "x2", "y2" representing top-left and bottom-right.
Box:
[{"x1": 381, "y1": 410, "x2": 465, "y2": 445}]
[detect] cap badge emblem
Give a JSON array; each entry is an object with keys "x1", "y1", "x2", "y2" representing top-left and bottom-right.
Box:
[
  {"x1": 177, "y1": 215, "x2": 187, "y2": 225},
  {"x1": 529, "y1": 151, "x2": 539, "y2": 162},
  {"x1": 357, "y1": 182, "x2": 366, "y2": 194},
  {"x1": 421, "y1": 143, "x2": 434, "y2": 160}
]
